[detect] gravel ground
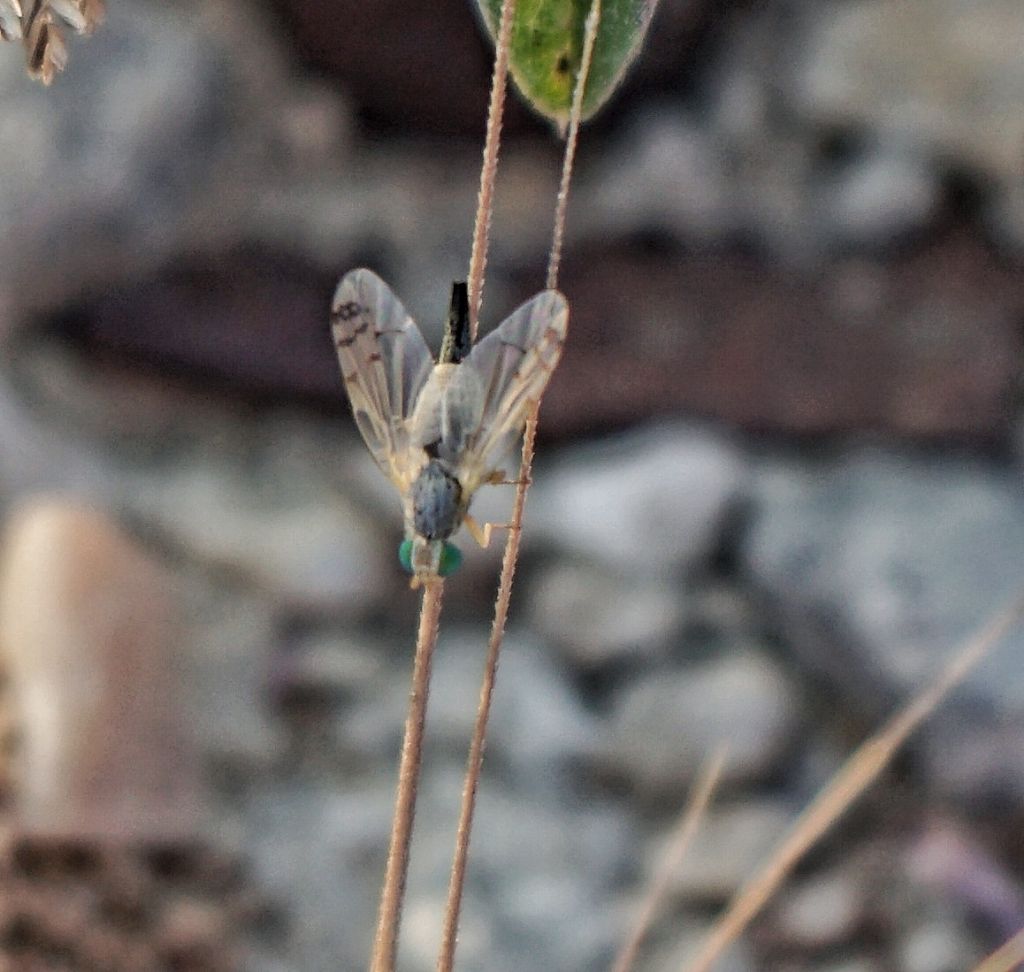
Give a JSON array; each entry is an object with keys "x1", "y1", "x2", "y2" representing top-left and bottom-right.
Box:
[{"x1": 0, "y1": 2, "x2": 1022, "y2": 970}]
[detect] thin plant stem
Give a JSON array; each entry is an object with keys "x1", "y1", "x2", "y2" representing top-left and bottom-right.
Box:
[
  {"x1": 971, "y1": 926, "x2": 1024, "y2": 972},
  {"x1": 436, "y1": 7, "x2": 602, "y2": 970},
  {"x1": 467, "y1": 0, "x2": 517, "y2": 339},
  {"x1": 435, "y1": 412, "x2": 538, "y2": 972},
  {"x1": 369, "y1": 581, "x2": 445, "y2": 972},
  {"x1": 371, "y1": 2, "x2": 519, "y2": 965},
  {"x1": 610, "y1": 748, "x2": 727, "y2": 972},
  {"x1": 682, "y1": 590, "x2": 1024, "y2": 972},
  {"x1": 547, "y1": 0, "x2": 601, "y2": 291}
]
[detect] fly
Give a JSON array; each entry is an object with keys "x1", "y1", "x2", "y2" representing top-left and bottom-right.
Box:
[{"x1": 331, "y1": 268, "x2": 568, "y2": 587}]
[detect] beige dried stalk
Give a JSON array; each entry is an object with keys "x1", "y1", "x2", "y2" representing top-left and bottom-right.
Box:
[
  {"x1": 681, "y1": 589, "x2": 1024, "y2": 972},
  {"x1": 971, "y1": 926, "x2": 1024, "y2": 972},
  {"x1": 0, "y1": 0, "x2": 103, "y2": 84},
  {"x1": 610, "y1": 748, "x2": 726, "y2": 972}
]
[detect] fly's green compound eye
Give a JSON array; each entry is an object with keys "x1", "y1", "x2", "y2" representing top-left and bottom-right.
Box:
[
  {"x1": 438, "y1": 542, "x2": 462, "y2": 577},
  {"x1": 399, "y1": 536, "x2": 464, "y2": 577},
  {"x1": 397, "y1": 539, "x2": 462, "y2": 577},
  {"x1": 398, "y1": 540, "x2": 414, "y2": 573}
]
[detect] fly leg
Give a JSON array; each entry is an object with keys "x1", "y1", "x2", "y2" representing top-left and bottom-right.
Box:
[
  {"x1": 486, "y1": 469, "x2": 531, "y2": 488},
  {"x1": 464, "y1": 469, "x2": 531, "y2": 548},
  {"x1": 463, "y1": 513, "x2": 515, "y2": 549}
]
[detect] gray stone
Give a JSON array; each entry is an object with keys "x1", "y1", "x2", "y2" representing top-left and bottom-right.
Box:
[
  {"x1": 774, "y1": 867, "x2": 865, "y2": 948},
  {"x1": 580, "y1": 111, "x2": 733, "y2": 243},
  {"x1": 813, "y1": 961, "x2": 881, "y2": 972},
  {"x1": 694, "y1": 0, "x2": 1024, "y2": 258},
  {"x1": 333, "y1": 663, "x2": 412, "y2": 766},
  {"x1": 0, "y1": 344, "x2": 393, "y2": 613},
  {"x1": 743, "y1": 448, "x2": 1024, "y2": 798},
  {"x1": 319, "y1": 633, "x2": 636, "y2": 971},
  {"x1": 183, "y1": 585, "x2": 282, "y2": 774},
  {"x1": 527, "y1": 561, "x2": 684, "y2": 668},
  {"x1": 900, "y1": 918, "x2": 979, "y2": 972},
  {"x1": 823, "y1": 144, "x2": 938, "y2": 247},
  {"x1": 449, "y1": 781, "x2": 635, "y2": 972},
  {"x1": 244, "y1": 781, "x2": 393, "y2": 972},
  {"x1": 645, "y1": 925, "x2": 757, "y2": 972},
  {"x1": 601, "y1": 650, "x2": 801, "y2": 798},
  {"x1": 441, "y1": 630, "x2": 597, "y2": 781},
  {"x1": 797, "y1": 0, "x2": 1024, "y2": 185},
  {"x1": 0, "y1": 367, "x2": 111, "y2": 505},
  {"x1": 654, "y1": 801, "x2": 793, "y2": 902},
  {"x1": 906, "y1": 819, "x2": 1024, "y2": 942},
  {"x1": 528, "y1": 424, "x2": 747, "y2": 577},
  {"x1": 705, "y1": 52, "x2": 824, "y2": 261},
  {"x1": 249, "y1": 762, "x2": 635, "y2": 972},
  {"x1": 274, "y1": 631, "x2": 385, "y2": 701},
  {"x1": 126, "y1": 449, "x2": 387, "y2": 612},
  {"x1": 340, "y1": 629, "x2": 597, "y2": 783},
  {"x1": 0, "y1": 0, "x2": 340, "y2": 319},
  {"x1": 684, "y1": 580, "x2": 761, "y2": 649}
]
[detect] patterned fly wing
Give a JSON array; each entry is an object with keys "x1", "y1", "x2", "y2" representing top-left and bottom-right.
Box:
[
  {"x1": 331, "y1": 269, "x2": 434, "y2": 491},
  {"x1": 454, "y1": 289, "x2": 568, "y2": 495}
]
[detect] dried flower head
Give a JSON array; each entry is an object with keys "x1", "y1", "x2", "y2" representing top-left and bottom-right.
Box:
[{"x1": 0, "y1": 0, "x2": 104, "y2": 84}]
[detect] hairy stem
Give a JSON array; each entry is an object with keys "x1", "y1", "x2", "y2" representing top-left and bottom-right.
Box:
[
  {"x1": 437, "y1": 6, "x2": 603, "y2": 970},
  {"x1": 369, "y1": 581, "x2": 445, "y2": 972},
  {"x1": 371, "y1": 1, "x2": 521, "y2": 966},
  {"x1": 467, "y1": 0, "x2": 517, "y2": 339},
  {"x1": 436, "y1": 413, "x2": 538, "y2": 972},
  {"x1": 547, "y1": 0, "x2": 601, "y2": 291}
]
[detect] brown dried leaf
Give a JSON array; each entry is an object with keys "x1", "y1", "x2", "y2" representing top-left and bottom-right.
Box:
[
  {"x1": 24, "y1": 10, "x2": 66, "y2": 85},
  {"x1": 2, "y1": 0, "x2": 103, "y2": 83},
  {"x1": 80, "y1": 0, "x2": 104, "y2": 33},
  {"x1": 0, "y1": 0, "x2": 23, "y2": 41},
  {"x1": 49, "y1": 0, "x2": 104, "y2": 33}
]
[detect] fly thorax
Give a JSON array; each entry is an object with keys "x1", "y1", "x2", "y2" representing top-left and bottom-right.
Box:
[
  {"x1": 409, "y1": 363, "x2": 484, "y2": 465},
  {"x1": 437, "y1": 365, "x2": 484, "y2": 463},
  {"x1": 411, "y1": 459, "x2": 463, "y2": 540},
  {"x1": 408, "y1": 367, "x2": 449, "y2": 449}
]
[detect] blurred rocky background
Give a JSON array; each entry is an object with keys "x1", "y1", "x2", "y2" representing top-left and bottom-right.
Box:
[{"x1": 0, "y1": 0, "x2": 1022, "y2": 970}]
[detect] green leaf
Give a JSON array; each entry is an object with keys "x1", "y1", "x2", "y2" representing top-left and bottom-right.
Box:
[{"x1": 476, "y1": 0, "x2": 658, "y2": 131}]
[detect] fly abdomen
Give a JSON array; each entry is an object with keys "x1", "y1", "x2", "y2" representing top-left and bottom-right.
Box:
[
  {"x1": 439, "y1": 282, "x2": 471, "y2": 365},
  {"x1": 411, "y1": 459, "x2": 463, "y2": 540}
]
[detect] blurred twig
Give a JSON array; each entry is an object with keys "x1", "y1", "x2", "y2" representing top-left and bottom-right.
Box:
[
  {"x1": 682, "y1": 589, "x2": 1024, "y2": 972},
  {"x1": 971, "y1": 927, "x2": 1024, "y2": 972},
  {"x1": 610, "y1": 748, "x2": 726, "y2": 972}
]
